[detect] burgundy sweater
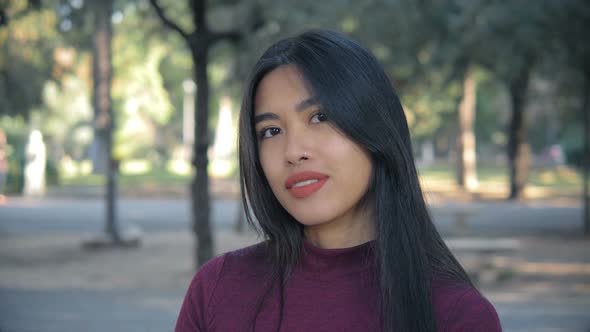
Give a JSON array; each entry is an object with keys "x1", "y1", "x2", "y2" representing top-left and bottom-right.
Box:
[{"x1": 176, "y1": 240, "x2": 502, "y2": 331}]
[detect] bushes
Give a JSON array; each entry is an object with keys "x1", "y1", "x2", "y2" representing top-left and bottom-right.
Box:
[
  {"x1": 565, "y1": 147, "x2": 586, "y2": 169},
  {"x1": 3, "y1": 133, "x2": 60, "y2": 195},
  {"x1": 5, "y1": 154, "x2": 24, "y2": 194}
]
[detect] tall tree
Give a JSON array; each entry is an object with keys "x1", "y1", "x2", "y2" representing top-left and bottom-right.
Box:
[
  {"x1": 504, "y1": 54, "x2": 534, "y2": 199},
  {"x1": 0, "y1": 1, "x2": 55, "y2": 119},
  {"x1": 53, "y1": 0, "x2": 107, "y2": 173},
  {"x1": 582, "y1": 68, "x2": 590, "y2": 236},
  {"x1": 552, "y1": 0, "x2": 590, "y2": 234},
  {"x1": 90, "y1": 0, "x2": 120, "y2": 243},
  {"x1": 416, "y1": 0, "x2": 566, "y2": 199},
  {"x1": 583, "y1": 70, "x2": 590, "y2": 236},
  {"x1": 440, "y1": 0, "x2": 548, "y2": 199},
  {"x1": 456, "y1": 67, "x2": 478, "y2": 190},
  {"x1": 397, "y1": 0, "x2": 482, "y2": 190},
  {"x1": 149, "y1": 0, "x2": 240, "y2": 267}
]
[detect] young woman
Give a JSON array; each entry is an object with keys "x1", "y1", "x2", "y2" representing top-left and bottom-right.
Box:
[{"x1": 176, "y1": 29, "x2": 501, "y2": 332}]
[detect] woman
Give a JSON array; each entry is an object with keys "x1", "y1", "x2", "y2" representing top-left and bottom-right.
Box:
[{"x1": 176, "y1": 29, "x2": 501, "y2": 332}]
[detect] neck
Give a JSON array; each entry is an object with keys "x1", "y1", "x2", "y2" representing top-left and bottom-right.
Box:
[{"x1": 304, "y1": 210, "x2": 375, "y2": 249}]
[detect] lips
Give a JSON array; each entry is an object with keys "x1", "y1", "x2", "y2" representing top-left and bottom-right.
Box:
[{"x1": 285, "y1": 171, "x2": 329, "y2": 199}]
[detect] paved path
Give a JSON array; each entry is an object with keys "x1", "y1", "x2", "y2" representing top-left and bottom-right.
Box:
[
  {"x1": 0, "y1": 197, "x2": 582, "y2": 235},
  {"x1": 0, "y1": 288, "x2": 184, "y2": 332},
  {"x1": 1, "y1": 197, "x2": 589, "y2": 331}
]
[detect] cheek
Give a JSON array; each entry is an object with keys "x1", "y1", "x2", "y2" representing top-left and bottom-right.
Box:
[
  {"x1": 324, "y1": 135, "x2": 370, "y2": 166},
  {"x1": 258, "y1": 145, "x2": 282, "y2": 188},
  {"x1": 328, "y1": 138, "x2": 372, "y2": 187}
]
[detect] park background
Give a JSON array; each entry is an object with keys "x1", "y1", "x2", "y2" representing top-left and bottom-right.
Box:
[{"x1": 0, "y1": 0, "x2": 589, "y2": 331}]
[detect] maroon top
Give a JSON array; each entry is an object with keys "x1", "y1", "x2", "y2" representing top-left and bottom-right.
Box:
[{"x1": 176, "y1": 240, "x2": 502, "y2": 331}]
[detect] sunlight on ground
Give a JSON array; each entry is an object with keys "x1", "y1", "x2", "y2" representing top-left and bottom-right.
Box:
[
  {"x1": 209, "y1": 160, "x2": 234, "y2": 178},
  {"x1": 536, "y1": 166, "x2": 580, "y2": 186},
  {"x1": 60, "y1": 158, "x2": 92, "y2": 178},
  {"x1": 418, "y1": 164, "x2": 582, "y2": 200},
  {"x1": 120, "y1": 159, "x2": 151, "y2": 175},
  {"x1": 55, "y1": 161, "x2": 582, "y2": 201},
  {"x1": 166, "y1": 159, "x2": 191, "y2": 176},
  {"x1": 492, "y1": 257, "x2": 590, "y2": 276}
]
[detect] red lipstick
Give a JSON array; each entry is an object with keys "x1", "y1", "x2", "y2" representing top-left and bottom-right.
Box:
[{"x1": 285, "y1": 171, "x2": 329, "y2": 199}]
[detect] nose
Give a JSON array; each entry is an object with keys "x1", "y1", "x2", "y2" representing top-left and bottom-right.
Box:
[{"x1": 284, "y1": 126, "x2": 312, "y2": 166}]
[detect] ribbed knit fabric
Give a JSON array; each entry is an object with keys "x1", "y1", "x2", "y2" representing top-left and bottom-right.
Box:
[{"x1": 176, "y1": 240, "x2": 501, "y2": 331}]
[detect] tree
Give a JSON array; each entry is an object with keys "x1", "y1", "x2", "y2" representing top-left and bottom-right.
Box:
[
  {"x1": 408, "y1": 1, "x2": 481, "y2": 190},
  {"x1": 57, "y1": 0, "x2": 110, "y2": 174},
  {"x1": 456, "y1": 67, "x2": 478, "y2": 190},
  {"x1": 0, "y1": 1, "x2": 56, "y2": 119},
  {"x1": 582, "y1": 68, "x2": 590, "y2": 236},
  {"x1": 149, "y1": 0, "x2": 241, "y2": 267},
  {"x1": 353, "y1": 1, "x2": 480, "y2": 191},
  {"x1": 424, "y1": 0, "x2": 551, "y2": 199},
  {"x1": 552, "y1": 0, "x2": 590, "y2": 234},
  {"x1": 89, "y1": 0, "x2": 122, "y2": 243},
  {"x1": 110, "y1": 4, "x2": 177, "y2": 167}
]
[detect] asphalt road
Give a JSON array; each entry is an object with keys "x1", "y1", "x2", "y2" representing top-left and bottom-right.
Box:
[
  {"x1": 0, "y1": 197, "x2": 588, "y2": 332},
  {"x1": 0, "y1": 197, "x2": 583, "y2": 236},
  {"x1": 0, "y1": 198, "x2": 241, "y2": 234},
  {"x1": 0, "y1": 288, "x2": 184, "y2": 332}
]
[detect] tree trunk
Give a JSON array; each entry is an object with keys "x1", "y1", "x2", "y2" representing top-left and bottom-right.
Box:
[
  {"x1": 582, "y1": 70, "x2": 589, "y2": 236},
  {"x1": 150, "y1": 0, "x2": 243, "y2": 267},
  {"x1": 191, "y1": 42, "x2": 214, "y2": 267},
  {"x1": 456, "y1": 68, "x2": 478, "y2": 191},
  {"x1": 91, "y1": 2, "x2": 109, "y2": 175},
  {"x1": 190, "y1": 0, "x2": 214, "y2": 268},
  {"x1": 507, "y1": 62, "x2": 533, "y2": 200},
  {"x1": 92, "y1": 0, "x2": 119, "y2": 241}
]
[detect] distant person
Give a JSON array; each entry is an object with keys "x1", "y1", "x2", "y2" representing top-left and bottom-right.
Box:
[
  {"x1": 176, "y1": 30, "x2": 501, "y2": 331},
  {"x1": 544, "y1": 144, "x2": 565, "y2": 167},
  {"x1": 24, "y1": 130, "x2": 46, "y2": 197},
  {"x1": 0, "y1": 128, "x2": 7, "y2": 204}
]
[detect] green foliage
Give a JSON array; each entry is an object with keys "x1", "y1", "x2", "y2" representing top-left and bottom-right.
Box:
[
  {"x1": 62, "y1": 168, "x2": 190, "y2": 187},
  {"x1": 41, "y1": 71, "x2": 94, "y2": 155},
  {"x1": 1, "y1": 0, "x2": 588, "y2": 182},
  {"x1": 474, "y1": 71, "x2": 508, "y2": 147},
  {"x1": 1, "y1": 116, "x2": 27, "y2": 193},
  {"x1": 420, "y1": 163, "x2": 580, "y2": 190},
  {"x1": 0, "y1": 2, "x2": 60, "y2": 118},
  {"x1": 109, "y1": 2, "x2": 185, "y2": 162},
  {"x1": 45, "y1": 158, "x2": 60, "y2": 186}
]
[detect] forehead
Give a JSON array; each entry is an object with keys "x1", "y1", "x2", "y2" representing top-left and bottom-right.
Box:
[{"x1": 254, "y1": 65, "x2": 312, "y2": 115}]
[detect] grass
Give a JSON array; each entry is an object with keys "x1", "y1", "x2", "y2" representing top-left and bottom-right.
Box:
[
  {"x1": 55, "y1": 162, "x2": 583, "y2": 200},
  {"x1": 60, "y1": 170, "x2": 191, "y2": 187},
  {"x1": 418, "y1": 163, "x2": 583, "y2": 200},
  {"x1": 419, "y1": 164, "x2": 581, "y2": 187}
]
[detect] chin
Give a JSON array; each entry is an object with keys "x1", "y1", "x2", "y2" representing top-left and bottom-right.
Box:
[
  {"x1": 287, "y1": 207, "x2": 338, "y2": 227},
  {"x1": 278, "y1": 189, "x2": 348, "y2": 225}
]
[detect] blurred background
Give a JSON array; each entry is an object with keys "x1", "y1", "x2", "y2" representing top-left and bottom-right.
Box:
[{"x1": 0, "y1": 0, "x2": 588, "y2": 331}]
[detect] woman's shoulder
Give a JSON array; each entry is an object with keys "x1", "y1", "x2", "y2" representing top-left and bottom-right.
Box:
[
  {"x1": 176, "y1": 242, "x2": 270, "y2": 331},
  {"x1": 193, "y1": 241, "x2": 270, "y2": 282},
  {"x1": 432, "y1": 279, "x2": 502, "y2": 331}
]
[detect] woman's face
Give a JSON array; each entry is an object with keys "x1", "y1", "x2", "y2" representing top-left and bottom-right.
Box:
[{"x1": 254, "y1": 65, "x2": 373, "y2": 231}]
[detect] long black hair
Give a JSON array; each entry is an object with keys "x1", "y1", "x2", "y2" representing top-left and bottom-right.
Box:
[{"x1": 238, "y1": 29, "x2": 471, "y2": 332}]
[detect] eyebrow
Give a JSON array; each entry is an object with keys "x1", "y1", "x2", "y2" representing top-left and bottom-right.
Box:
[{"x1": 254, "y1": 97, "x2": 320, "y2": 125}]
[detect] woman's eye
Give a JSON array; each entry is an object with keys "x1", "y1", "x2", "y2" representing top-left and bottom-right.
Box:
[
  {"x1": 310, "y1": 112, "x2": 328, "y2": 124},
  {"x1": 260, "y1": 127, "x2": 281, "y2": 139}
]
